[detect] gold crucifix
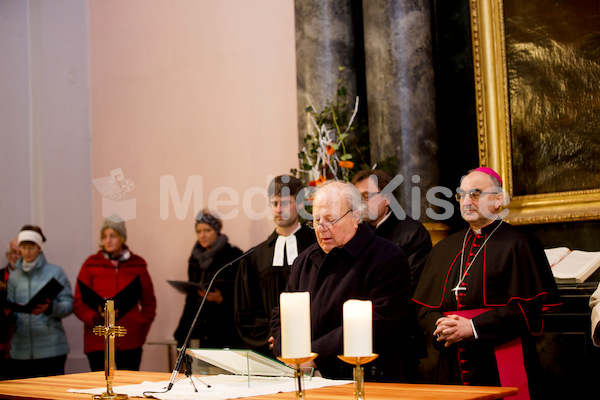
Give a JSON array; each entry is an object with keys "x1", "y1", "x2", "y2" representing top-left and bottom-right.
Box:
[{"x1": 92, "y1": 300, "x2": 128, "y2": 400}]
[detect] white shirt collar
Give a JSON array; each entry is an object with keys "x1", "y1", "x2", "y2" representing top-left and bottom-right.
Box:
[{"x1": 375, "y1": 210, "x2": 393, "y2": 229}]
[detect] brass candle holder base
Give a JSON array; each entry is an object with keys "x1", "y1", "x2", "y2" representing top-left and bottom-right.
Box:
[
  {"x1": 277, "y1": 353, "x2": 318, "y2": 399},
  {"x1": 337, "y1": 354, "x2": 379, "y2": 400},
  {"x1": 92, "y1": 392, "x2": 128, "y2": 400},
  {"x1": 92, "y1": 380, "x2": 128, "y2": 400}
]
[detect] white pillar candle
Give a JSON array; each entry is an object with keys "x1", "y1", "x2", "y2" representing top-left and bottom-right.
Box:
[
  {"x1": 280, "y1": 292, "x2": 311, "y2": 358},
  {"x1": 343, "y1": 299, "x2": 373, "y2": 357}
]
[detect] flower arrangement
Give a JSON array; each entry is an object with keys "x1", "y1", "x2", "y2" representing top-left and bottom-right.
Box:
[{"x1": 292, "y1": 67, "x2": 367, "y2": 186}]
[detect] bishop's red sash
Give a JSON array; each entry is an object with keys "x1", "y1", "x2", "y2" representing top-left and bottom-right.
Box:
[{"x1": 444, "y1": 308, "x2": 530, "y2": 400}]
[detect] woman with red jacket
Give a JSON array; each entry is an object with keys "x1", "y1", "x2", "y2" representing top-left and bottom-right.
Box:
[{"x1": 73, "y1": 215, "x2": 156, "y2": 371}]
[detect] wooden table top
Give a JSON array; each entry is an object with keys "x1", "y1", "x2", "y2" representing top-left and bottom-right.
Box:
[{"x1": 0, "y1": 370, "x2": 518, "y2": 400}]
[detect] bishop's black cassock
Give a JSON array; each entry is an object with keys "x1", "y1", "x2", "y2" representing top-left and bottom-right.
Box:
[{"x1": 413, "y1": 218, "x2": 559, "y2": 399}]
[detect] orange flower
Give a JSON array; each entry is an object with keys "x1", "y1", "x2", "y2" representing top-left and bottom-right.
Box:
[
  {"x1": 326, "y1": 145, "x2": 336, "y2": 155},
  {"x1": 339, "y1": 160, "x2": 354, "y2": 169},
  {"x1": 315, "y1": 176, "x2": 327, "y2": 186}
]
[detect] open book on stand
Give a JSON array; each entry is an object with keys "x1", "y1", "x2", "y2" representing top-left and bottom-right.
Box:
[
  {"x1": 186, "y1": 348, "x2": 297, "y2": 378},
  {"x1": 545, "y1": 247, "x2": 600, "y2": 283}
]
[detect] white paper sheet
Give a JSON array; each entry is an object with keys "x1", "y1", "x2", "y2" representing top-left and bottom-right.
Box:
[{"x1": 67, "y1": 374, "x2": 352, "y2": 400}]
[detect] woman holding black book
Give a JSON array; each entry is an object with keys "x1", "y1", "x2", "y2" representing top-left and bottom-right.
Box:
[
  {"x1": 173, "y1": 210, "x2": 243, "y2": 350},
  {"x1": 6, "y1": 225, "x2": 73, "y2": 378},
  {"x1": 73, "y1": 215, "x2": 156, "y2": 371}
]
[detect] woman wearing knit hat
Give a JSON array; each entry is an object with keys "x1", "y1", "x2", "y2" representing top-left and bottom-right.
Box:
[
  {"x1": 6, "y1": 225, "x2": 73, "y2": 379},
  {"x1": 73, "y1": 215, "x2": 156, "y2": 371},
  {"x1": 173, "y1": 209, "x2": 243, "y2": 353}
]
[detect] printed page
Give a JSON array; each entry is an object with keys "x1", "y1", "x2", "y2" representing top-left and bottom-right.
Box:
[
  {"x1": 545, "y1": 247, "x2": 571, "y2": 267},
  {"x1": 551, "y1": 250, "x2": 600, "y2": 282}
]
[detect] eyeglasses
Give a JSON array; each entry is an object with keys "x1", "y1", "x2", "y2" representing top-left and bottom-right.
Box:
[
  {"x1": 455, "y1": 189, "x2": 499, "y2": 202},
  {"x1": 361, "y1": 192, "x2": 380, "y2": 201},
  {"x1": 307, "y1": 210, "x2": 352, "y2": 230}
]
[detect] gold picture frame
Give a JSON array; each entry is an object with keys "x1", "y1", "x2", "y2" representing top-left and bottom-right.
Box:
[{"x1": 469, "y1": 0, "x2": 600, "y2": 225}]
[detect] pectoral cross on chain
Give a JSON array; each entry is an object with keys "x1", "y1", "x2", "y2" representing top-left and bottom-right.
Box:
[
  {"x1": 451, "y1": 285, "x2": 466, "y2": 301},
  {"x1": 92, "y1": 300, "x2": 128, "y2": 400}
]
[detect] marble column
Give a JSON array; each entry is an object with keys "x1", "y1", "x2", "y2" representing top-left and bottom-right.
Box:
[
  {"x1": 362, "y1": 0, "x2": 439, "y2": 222},
  {"x1": 294, "y1": 0, "x2": 357, "y2": 150}
]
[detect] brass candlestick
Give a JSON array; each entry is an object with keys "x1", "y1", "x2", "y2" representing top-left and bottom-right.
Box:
[
  {"x1": 92, "y1": 300, "x2": 128, "y2": 400},
  {"x1": 277, "y1": 353, "x2": 318, "y2": 399},
  {"x1": 337, "y1": 354, "x2": 379, "y2": 400}
]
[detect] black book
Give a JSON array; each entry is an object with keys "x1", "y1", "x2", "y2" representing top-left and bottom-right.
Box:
[
  {"x1": 78, "y1": 275, "x2": 141, "y2": 319},
  {"x1": 6, "y1": 277, "x2": 64, "y2": 313},
  {"x1": 167, "y1": 279, "x2": 210, "y2": 295}
]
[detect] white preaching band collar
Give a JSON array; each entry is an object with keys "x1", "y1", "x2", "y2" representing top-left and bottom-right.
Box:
[{"x1": 272, "y1": 223, "x2": 301, "y2": 267}]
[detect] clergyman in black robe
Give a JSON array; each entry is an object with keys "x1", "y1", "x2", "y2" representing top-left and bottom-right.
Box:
[
  {"x1": 234, "y1": 175, "x2": 316, "y2": 356},
  {"x1": 413, "y1": 168, "x2": 559, "y2": 400},
  {"x1": 352, "y1": 169, "x2": 432, "y2": 290},
  {"x1": 234, "y1": 225, "x2": 315, "y2": 356},
  {"x1": 353, "y1": 170, "x2": 433, "y2": 366}
]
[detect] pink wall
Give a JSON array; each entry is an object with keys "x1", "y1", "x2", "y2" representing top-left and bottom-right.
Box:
[
  {"x1": 0, "y1": 0, "x2": 93, "y2": 374},
  {"x1": 89, "y1": 0, "x2": 298, "y2": 371}
]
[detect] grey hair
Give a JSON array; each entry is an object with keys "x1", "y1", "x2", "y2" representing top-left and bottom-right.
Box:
[
  {"x1": 7, "y1": 238, "x2": 18, "y2": 252},
  {"x1": 314, "y1": 180, "x2": 367, "y2": 223}
]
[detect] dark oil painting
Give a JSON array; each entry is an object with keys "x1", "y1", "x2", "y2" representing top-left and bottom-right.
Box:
[{"x1": 503, "y1": 0, "x2": 600, "y2": 196}]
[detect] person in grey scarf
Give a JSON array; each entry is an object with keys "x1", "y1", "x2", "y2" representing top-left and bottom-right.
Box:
[{"x1": 174, "y1": 210, "x2": 243, "y2": 349}]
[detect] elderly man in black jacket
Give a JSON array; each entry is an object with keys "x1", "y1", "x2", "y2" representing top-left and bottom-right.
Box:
[{"x1": 270, "y1": 181, "x2": 415, "y2": 382}]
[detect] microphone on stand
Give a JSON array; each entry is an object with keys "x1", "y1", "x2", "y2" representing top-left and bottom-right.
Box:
[{"x1": 165, "y1": 248, "x2": 255, "y2": 392}]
